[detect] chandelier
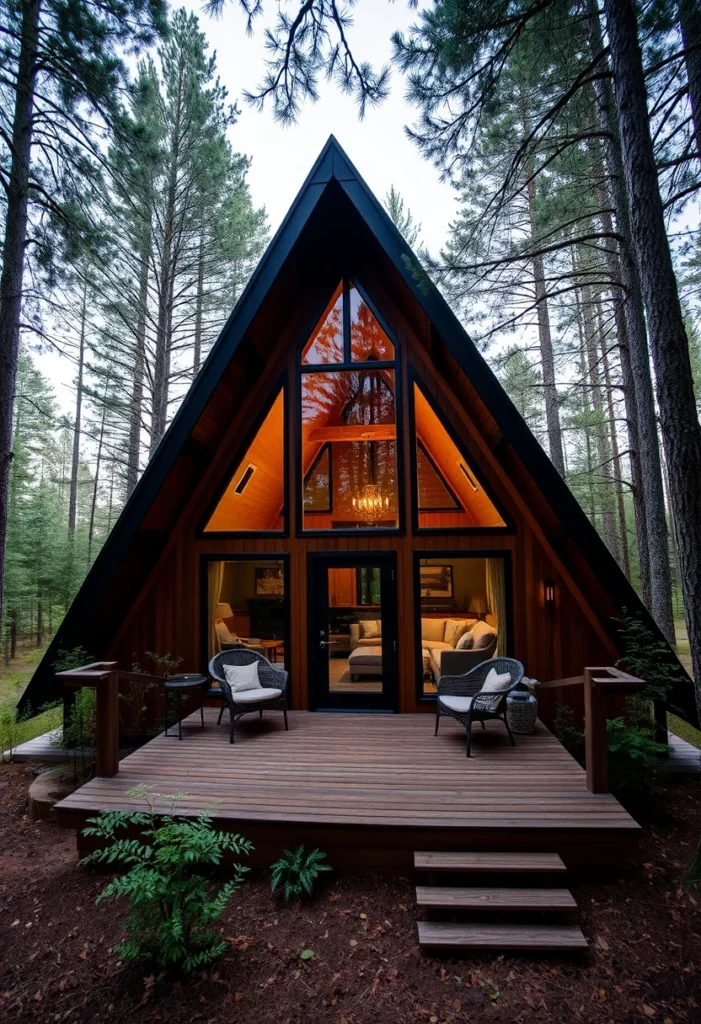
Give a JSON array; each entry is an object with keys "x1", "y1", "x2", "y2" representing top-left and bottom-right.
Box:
[{"x1": 352, "y1": 483, "x2": 389, "y2": 525}]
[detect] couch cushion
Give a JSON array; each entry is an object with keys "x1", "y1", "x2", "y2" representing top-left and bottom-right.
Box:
[
  {"x1": 439, "y1": 695, "x2": 474, "y2": 713},
  {"x1": 456, "y1": 630, "x2": 474, "y2": 651},
  {"x1": 471, "y1": 620, "x2": 497, "y2": 650},
  {"x1": 424, "y1": 640, "x2": 453, "y2": 652},
  {"x1": 224, "y1": 661, "x2": 260, "y2": 693},
  {"x1": 359, "y1": 619, "x2": 381, "y2": 639},
  {"x1": 445, "y1": 618, "x2": 471, "y2": 647},
  {"x1": 421, "y1": 617, "x2": 446, "y2": 643},
  {"x1": 232, "y1": 686, "x2": 282, "y2": 704},
  {"x1": 348, "y1": 646, "x2": 383, "y2": 665}
]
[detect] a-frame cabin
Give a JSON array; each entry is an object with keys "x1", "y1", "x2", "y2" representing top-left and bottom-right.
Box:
[{"x1": 20, "y1": 136, "x2": 695, "y2": 730}]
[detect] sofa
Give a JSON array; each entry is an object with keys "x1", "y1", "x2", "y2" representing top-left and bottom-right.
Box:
[{"x1": 349, "y1": 616, "x2": 498, "y2": 680}]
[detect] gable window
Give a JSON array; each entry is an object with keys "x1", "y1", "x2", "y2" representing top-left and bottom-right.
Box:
[
  {"x1": 412, "y1": 380, "x2": 506, "y2": 530},
  {"x1": 204, "y1": 387, "x2": 285, "y2": 533},
  {"x1": 300, "y1": 280, "x2": 400, "y2": 531}
]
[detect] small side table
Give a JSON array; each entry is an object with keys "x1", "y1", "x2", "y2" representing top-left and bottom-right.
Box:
[
  {"x1": 164, "y1": 674, "x2": 208, "y2": 740},
  {"x1": 506, "y1": 693, "x2": 538, "y2": 735}
]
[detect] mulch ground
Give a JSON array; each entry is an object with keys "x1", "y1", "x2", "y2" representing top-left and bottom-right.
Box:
[{"x1": 1, "y1": 763, "x2": 700, "y2": 1024}]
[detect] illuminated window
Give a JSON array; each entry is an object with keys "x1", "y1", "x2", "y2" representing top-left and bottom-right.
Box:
[
  {"x1": 349, "y1": 285, "x2": 394, "y2": 361},
  {"x1": 304, "y1": 444, "x2": 332, "y2": 513},
  {"x1": 301, "y1": 283, "x2": 344, "y2": 364},
  {"x1": 204, "y1": 389, "x2": 285, "y2": 532},
  {"x1": 413, "y1": 381, "x2": 506, "y2": 529}
]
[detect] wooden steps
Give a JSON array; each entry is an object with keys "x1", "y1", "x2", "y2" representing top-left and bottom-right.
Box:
[
  {"x1": 418, "y1": 921, "x2": 588, "y2": 951},
  {"x1": 415, "y1": 849, "x2": 587, "y2": 954},
  {"x1": 414, "y1": 851, "x2": 567, "y2": 874},
  {"x1": 416, "y1": 886, "x2": 576, "y2": 911}
]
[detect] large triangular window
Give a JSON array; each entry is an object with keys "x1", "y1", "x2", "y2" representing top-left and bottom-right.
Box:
[
  {"x1": 412, "y1": 380, "x2": 506, "y2": 529},
  {"x1": 204, "y1": 388, "x2": 285, "y2": 533},
  {"x1": 300, "y1": 280, "x2": 398, "y2": 530}
]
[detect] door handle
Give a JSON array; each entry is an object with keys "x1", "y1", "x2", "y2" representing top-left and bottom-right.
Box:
[{"x1": 319, "y1": 641, "x2": 338, "y2": 649}]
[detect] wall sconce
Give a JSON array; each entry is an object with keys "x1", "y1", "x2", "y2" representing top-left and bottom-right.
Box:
[{"x1": 544, "y1": 581, "x2": 556, "y2": 606}]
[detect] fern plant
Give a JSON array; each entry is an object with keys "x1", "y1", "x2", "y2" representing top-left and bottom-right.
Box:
[
  {"x1": 82, "y1": 786, "x2": 253, "y2": 973},
  {"x1": 270, "y1": 845, "x2": 332, "y2": 903}
]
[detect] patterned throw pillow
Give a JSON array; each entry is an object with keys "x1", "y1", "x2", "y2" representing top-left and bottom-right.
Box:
[
  {"x1": 455, "y1": 630, "x2": 474, "y2": 651},
  {"x1": 360, "y1": 619, "x2": 381, "y2": 639},
  {"x1": 224, "y1": 661, "x2": 261, "y2": 693},
  {"x1": 445, "y1": 619, "x2": 471, "y2": 647}
]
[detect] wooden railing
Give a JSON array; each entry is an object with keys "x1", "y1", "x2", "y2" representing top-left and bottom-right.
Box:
[
  {"x1": 56, "y1": 661, "x2": 119, "y2": 778},
  {"x1": 540, "y1": 666, "x2": 646, "y2": 793}
]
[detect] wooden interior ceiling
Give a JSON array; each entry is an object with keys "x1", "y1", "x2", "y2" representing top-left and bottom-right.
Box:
[
  {"x1": 204, "y1": 390, "x2": 285, "y2": 532},
  {"x1": 413, "y1": 384, "x2": 506, "y2": 527}
]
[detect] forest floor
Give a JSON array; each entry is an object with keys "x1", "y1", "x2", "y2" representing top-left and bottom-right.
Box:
[
  {"x1": 1, "y1": 763, "x2": 700, "y2": 1024},
  {"x1": 0, "y1": 643, "x2": 60, "y2": 755}
]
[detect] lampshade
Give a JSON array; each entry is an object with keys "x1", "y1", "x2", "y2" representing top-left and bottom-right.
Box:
[
  {"x1": 215, "y1": 602, "x2": 233, "y2": 620},
  {"x1": 468, "y1": 596, "x2": 489, "y2": 615}
]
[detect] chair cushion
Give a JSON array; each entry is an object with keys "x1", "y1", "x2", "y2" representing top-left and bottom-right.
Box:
[
  {"x1": 216, "y1": 621, "x2": 236, "y2": 645},
  {"x1": 421, "y1": 617, "x2": 446, "y2": 643},
  {"x1": 445, "y1": 618, "x2": 471, "y2": 647},
  {"x1": 224, "y1": 662, "x2": 260, "y2": 693},
  {"x1": 231, "y1": 686, "x2": 283, "y2": 704},
  {"x1": 471, "y1": 620, "x2": 497, "y2": 649},
  {"x1": 359, "y1": 619, "x2": 381, "y2": 639},
  {"x1": 424, "y1": 640, "x2": 452, "y2": 652},
  {"x1": 455, "y1": 630, "x2": 474, "y2": 651},
  {"x1": 439, "y1": 695, "x2": 474, "y2": 713},
  {"x1": 481, "y1": 668, "x2": 512, "y2": 693}
]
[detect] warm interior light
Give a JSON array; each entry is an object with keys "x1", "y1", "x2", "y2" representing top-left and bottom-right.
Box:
[
  {"x1": 544, "y1": 582, "x2": 556, "y2": 604},
  {"x1": 351, "y1": 483, "x2": 390, "y2": 525}
]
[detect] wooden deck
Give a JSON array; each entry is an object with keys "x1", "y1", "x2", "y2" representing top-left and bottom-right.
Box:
[{"x1": 56, "y1": 710, "x2": 640, "y2": 874}]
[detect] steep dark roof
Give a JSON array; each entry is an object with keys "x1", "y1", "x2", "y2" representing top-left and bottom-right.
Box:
[{"x1": 19, "y1": 135, "x2": 697, "y2": 727}]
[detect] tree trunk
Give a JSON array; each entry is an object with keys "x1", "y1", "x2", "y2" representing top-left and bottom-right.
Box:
[
  {"x1": 526, "y1": 178, "x2": 565, "y2": 476},
  {"x1": 679, "y1": 0, "x2": 701, "y2": 165},
  {"x1": 68, "y1": 279, "x2": 87, "y2": 536},
  {"x1": 589, "y1": 0, "x2": 675, "y2": 641},
  {"x1": 126, "y1": 230, "x2": 150, "y2": 497},
  {"x1": 597, "y1": 301, "x2": 631, "y2": 578},
  {"x1": 88, "y1": 392, "x2": 108, "y2": 562},
  {"x1": 193, "y1": 231, "x2": 205, "y2": 377},
  {"x1": 605, "y1": 0, "x2": 701, "y2": 694},
  {"x1": 0, "y1": 0, "x2": 41, "y2": 630}
]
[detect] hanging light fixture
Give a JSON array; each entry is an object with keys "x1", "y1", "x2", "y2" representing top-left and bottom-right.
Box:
[{"x1": 352, "y1": 483, "x2": 390, "y2": 525}]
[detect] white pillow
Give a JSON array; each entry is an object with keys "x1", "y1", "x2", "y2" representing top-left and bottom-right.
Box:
[
  {"x1": 480, "y1": 668, "x2": 512, "y2": 693},
  {"x1": 224, "y1": 661, "x2": 261, "y2": 693},
  {"x1": 360, "y1": 619, "x2": 381, "y2": 639}
]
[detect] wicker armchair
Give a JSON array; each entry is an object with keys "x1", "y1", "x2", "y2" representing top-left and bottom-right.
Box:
[
  {"x1": 435, "y1": 657, "x2": 525, "y2": 757},
  {"x1": 208, "y1": 649, "x2": 289, "y2": 744}
]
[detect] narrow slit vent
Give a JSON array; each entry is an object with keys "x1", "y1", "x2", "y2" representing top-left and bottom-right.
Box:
[
  {"x1": 459, "y1": 463, "x2": 478, "y2": 492},
  {"x1": 234, "y1": 464, "x2": 256, "y2": 495}
]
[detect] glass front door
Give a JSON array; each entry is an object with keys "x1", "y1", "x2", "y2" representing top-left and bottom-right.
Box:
[{"x1": 309, "y1": 554, "x2": 398, "y2": 711}]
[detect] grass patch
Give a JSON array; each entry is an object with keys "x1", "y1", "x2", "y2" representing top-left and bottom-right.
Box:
[
  {"x1": 669, "y1": 713, "x2": 701, "y2": 751},
  {"x1": 0, "y1": 643, "x2": 60, "y2": 755}
]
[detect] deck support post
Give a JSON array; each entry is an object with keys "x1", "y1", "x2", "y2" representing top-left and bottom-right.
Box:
[
  {"x1": 56, "y1": 661, "x2": 120, "y2": 778},
  {"x1": 583, "y1": 666, "x2": 646, "y2": 793}
]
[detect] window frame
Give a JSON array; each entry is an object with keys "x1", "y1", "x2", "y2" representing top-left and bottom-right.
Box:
[
  {"x1": 408, "y1": 367, "x2": 514, "y2": 535},
  {"x1": 197, "y1": 373, "x2": 289, "y2": 539},
  {"x1": 297, "y1": 277, "x2": 405, "y2": 538}
]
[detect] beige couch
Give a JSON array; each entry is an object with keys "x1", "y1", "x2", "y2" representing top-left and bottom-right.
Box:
[{"x1": 349, "y1": 617, "x2": 498, "y2": 679}]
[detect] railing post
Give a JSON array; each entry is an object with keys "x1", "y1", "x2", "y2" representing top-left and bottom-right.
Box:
[
  {"x1": 583, "y1": 666, "x2": 646, "y2": 794},
  {"x1": 584, "y1": 667, "x2": 609, "y2": 793},
  {"x1": 56, "y1": 661, "x2": 120, "y2": 778}
]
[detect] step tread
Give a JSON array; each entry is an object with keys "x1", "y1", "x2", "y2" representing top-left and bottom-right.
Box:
[
  {"x1": 417, "y1": 921, "x2": 588, "y2": 950},
  {"x1": 415, "y1": 886, "x2": 576, "y2": 910},
  {"x1": 414, "y1": 851, "x2": 567, "y2": 873}
]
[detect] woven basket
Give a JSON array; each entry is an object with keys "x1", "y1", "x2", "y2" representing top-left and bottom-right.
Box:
[{"x1": 506, "y1": 693, "x2": 538, "y2": 734}]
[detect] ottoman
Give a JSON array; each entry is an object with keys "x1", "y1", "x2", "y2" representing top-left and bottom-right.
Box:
[{"x1": 348, "y1": 645, "x2": 383, "y2": 681}]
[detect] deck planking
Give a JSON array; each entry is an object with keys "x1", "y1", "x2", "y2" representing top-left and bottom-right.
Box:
[{"x1": 56, "y1": 711, "x2": 639, "y2": 873}]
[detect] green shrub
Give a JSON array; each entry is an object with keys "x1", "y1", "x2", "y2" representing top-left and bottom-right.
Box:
[
  {"x1": 82, "y1": 785, "x2": 253, "y2": 973},
  {"x1": 54, "y1": 647, "x2": 93, "y2": 672},
  {"x1": 553, "y1": 703, "x2": 585, "y2": 762},
  {"x1": 271, "y1": 844, "x2": 332, "y2": 903}
]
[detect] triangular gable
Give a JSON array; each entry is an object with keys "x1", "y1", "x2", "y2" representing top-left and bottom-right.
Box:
[{"x1": 19, "y1": 135, "x2": 696, "y2": 726}]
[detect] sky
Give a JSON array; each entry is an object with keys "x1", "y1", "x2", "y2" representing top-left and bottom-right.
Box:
[{"x1": 40, "y1": 0, "x2": 457, "y2": 416}]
